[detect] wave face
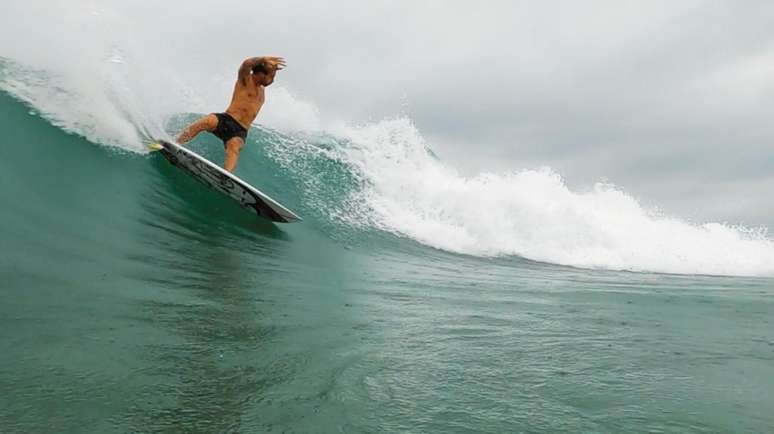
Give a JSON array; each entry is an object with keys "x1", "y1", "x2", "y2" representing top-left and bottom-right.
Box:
[
  {"x1": 3, "y1": 88, "x2": 774, "y2": 433},
  {"x1": 1, "y1": 80, "x2": 773, "y2": 277}
]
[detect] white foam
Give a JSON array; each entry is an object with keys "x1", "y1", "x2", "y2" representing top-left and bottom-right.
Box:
[
  {"x1": 0, "y1": 1, "x2": 324, "y2": 152},
  {"x1": 329, "y1": 118, "x2": 774, "y2": 276}
]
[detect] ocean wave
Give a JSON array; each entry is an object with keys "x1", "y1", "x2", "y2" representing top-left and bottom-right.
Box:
[
  {"x1": 267, "y1": 117, "x2": 774, "y2": 277},
  {"x1": 2, "y1": 13, "x2": 772, "y2": 277}
]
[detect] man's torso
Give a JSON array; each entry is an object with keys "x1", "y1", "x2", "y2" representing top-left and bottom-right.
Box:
[{"x1": 225, "y1": 77, "x2": 265, "y2": 130}]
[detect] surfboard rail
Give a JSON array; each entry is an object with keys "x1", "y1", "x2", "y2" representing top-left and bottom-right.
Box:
[{"x1": 151, "y1": 140, "x2": 302, "y2": 223}]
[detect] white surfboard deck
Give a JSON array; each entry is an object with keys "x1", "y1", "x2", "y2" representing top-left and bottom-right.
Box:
[{"x1": 150, "y1": 140, "x2": 302, "y2": 223}]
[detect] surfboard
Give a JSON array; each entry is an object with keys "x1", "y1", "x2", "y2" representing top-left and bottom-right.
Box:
[{"x1": 149, "y1": 140, "x2": 302, "y2": 223}]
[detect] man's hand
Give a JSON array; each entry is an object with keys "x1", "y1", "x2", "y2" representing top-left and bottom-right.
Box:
[
  {"x1": 263, "y1": 56, "x2": 286, "y2": 72},
  {"x1": 239, "y1": 56, "x2": 286, "y2": 84}
]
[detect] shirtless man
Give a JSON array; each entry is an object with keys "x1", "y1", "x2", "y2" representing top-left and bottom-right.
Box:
[{"x1": 176, "y1": 56, "x2": 286, "y2": 172}]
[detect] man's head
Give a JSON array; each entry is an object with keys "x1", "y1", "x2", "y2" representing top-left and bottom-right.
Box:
[{"x1": 252, "y1": 60, "x2": 277, "y2": 86}]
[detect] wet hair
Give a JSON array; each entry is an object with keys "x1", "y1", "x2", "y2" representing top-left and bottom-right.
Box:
[{"x1": 251, "y1": 60, "x2": 270, "y2": 75}]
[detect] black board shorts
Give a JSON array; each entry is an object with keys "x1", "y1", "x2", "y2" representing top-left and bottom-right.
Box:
[{"x1": 212, "y1": 112, "x2": 248, "y2": 144}]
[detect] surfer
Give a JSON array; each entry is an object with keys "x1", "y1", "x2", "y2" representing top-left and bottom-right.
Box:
[{"x1": 176, "y1": 56, "x2": 285, "y2": 172}]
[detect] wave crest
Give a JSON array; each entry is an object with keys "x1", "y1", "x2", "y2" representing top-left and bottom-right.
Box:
[{"x1": 268, "y1": 118, "x2": 774, "y2": 276}]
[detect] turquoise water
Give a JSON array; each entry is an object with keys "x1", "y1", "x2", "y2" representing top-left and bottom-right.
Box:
[{"x1": 2, "y1": 88, "x2": 774, "y2": 433}]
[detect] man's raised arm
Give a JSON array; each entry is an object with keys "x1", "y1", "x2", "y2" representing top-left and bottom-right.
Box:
[{"x1": 237, "y1": 56, "x2": 286, "y2": 85}]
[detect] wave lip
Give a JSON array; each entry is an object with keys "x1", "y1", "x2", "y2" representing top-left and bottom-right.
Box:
[{"x1": 310, "y1": 118, "x2": 774, "y2": 277}]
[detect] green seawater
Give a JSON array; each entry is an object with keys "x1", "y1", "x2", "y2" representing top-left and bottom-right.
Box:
[{"x1": 1, "y1": 90, "x2": 774, "y2": 433}]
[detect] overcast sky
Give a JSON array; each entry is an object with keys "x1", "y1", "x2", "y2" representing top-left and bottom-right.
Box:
[{"x1": 3, "y1": 1, "x2": 774, "y2": 228}]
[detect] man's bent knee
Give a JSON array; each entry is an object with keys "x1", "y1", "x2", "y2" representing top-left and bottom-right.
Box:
[
  {"x1": 178, "y1": 114, "x2": 218, "y2": 143},
  {"x1": 225, "y1": 138, "x2": 244, "y2": 153},
  {"x1": 225, "y1": 148, "x2": 241, "y2": 160},
  {"x1": 223, "y1": 138, "x2": 244, "y2": 172}
]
